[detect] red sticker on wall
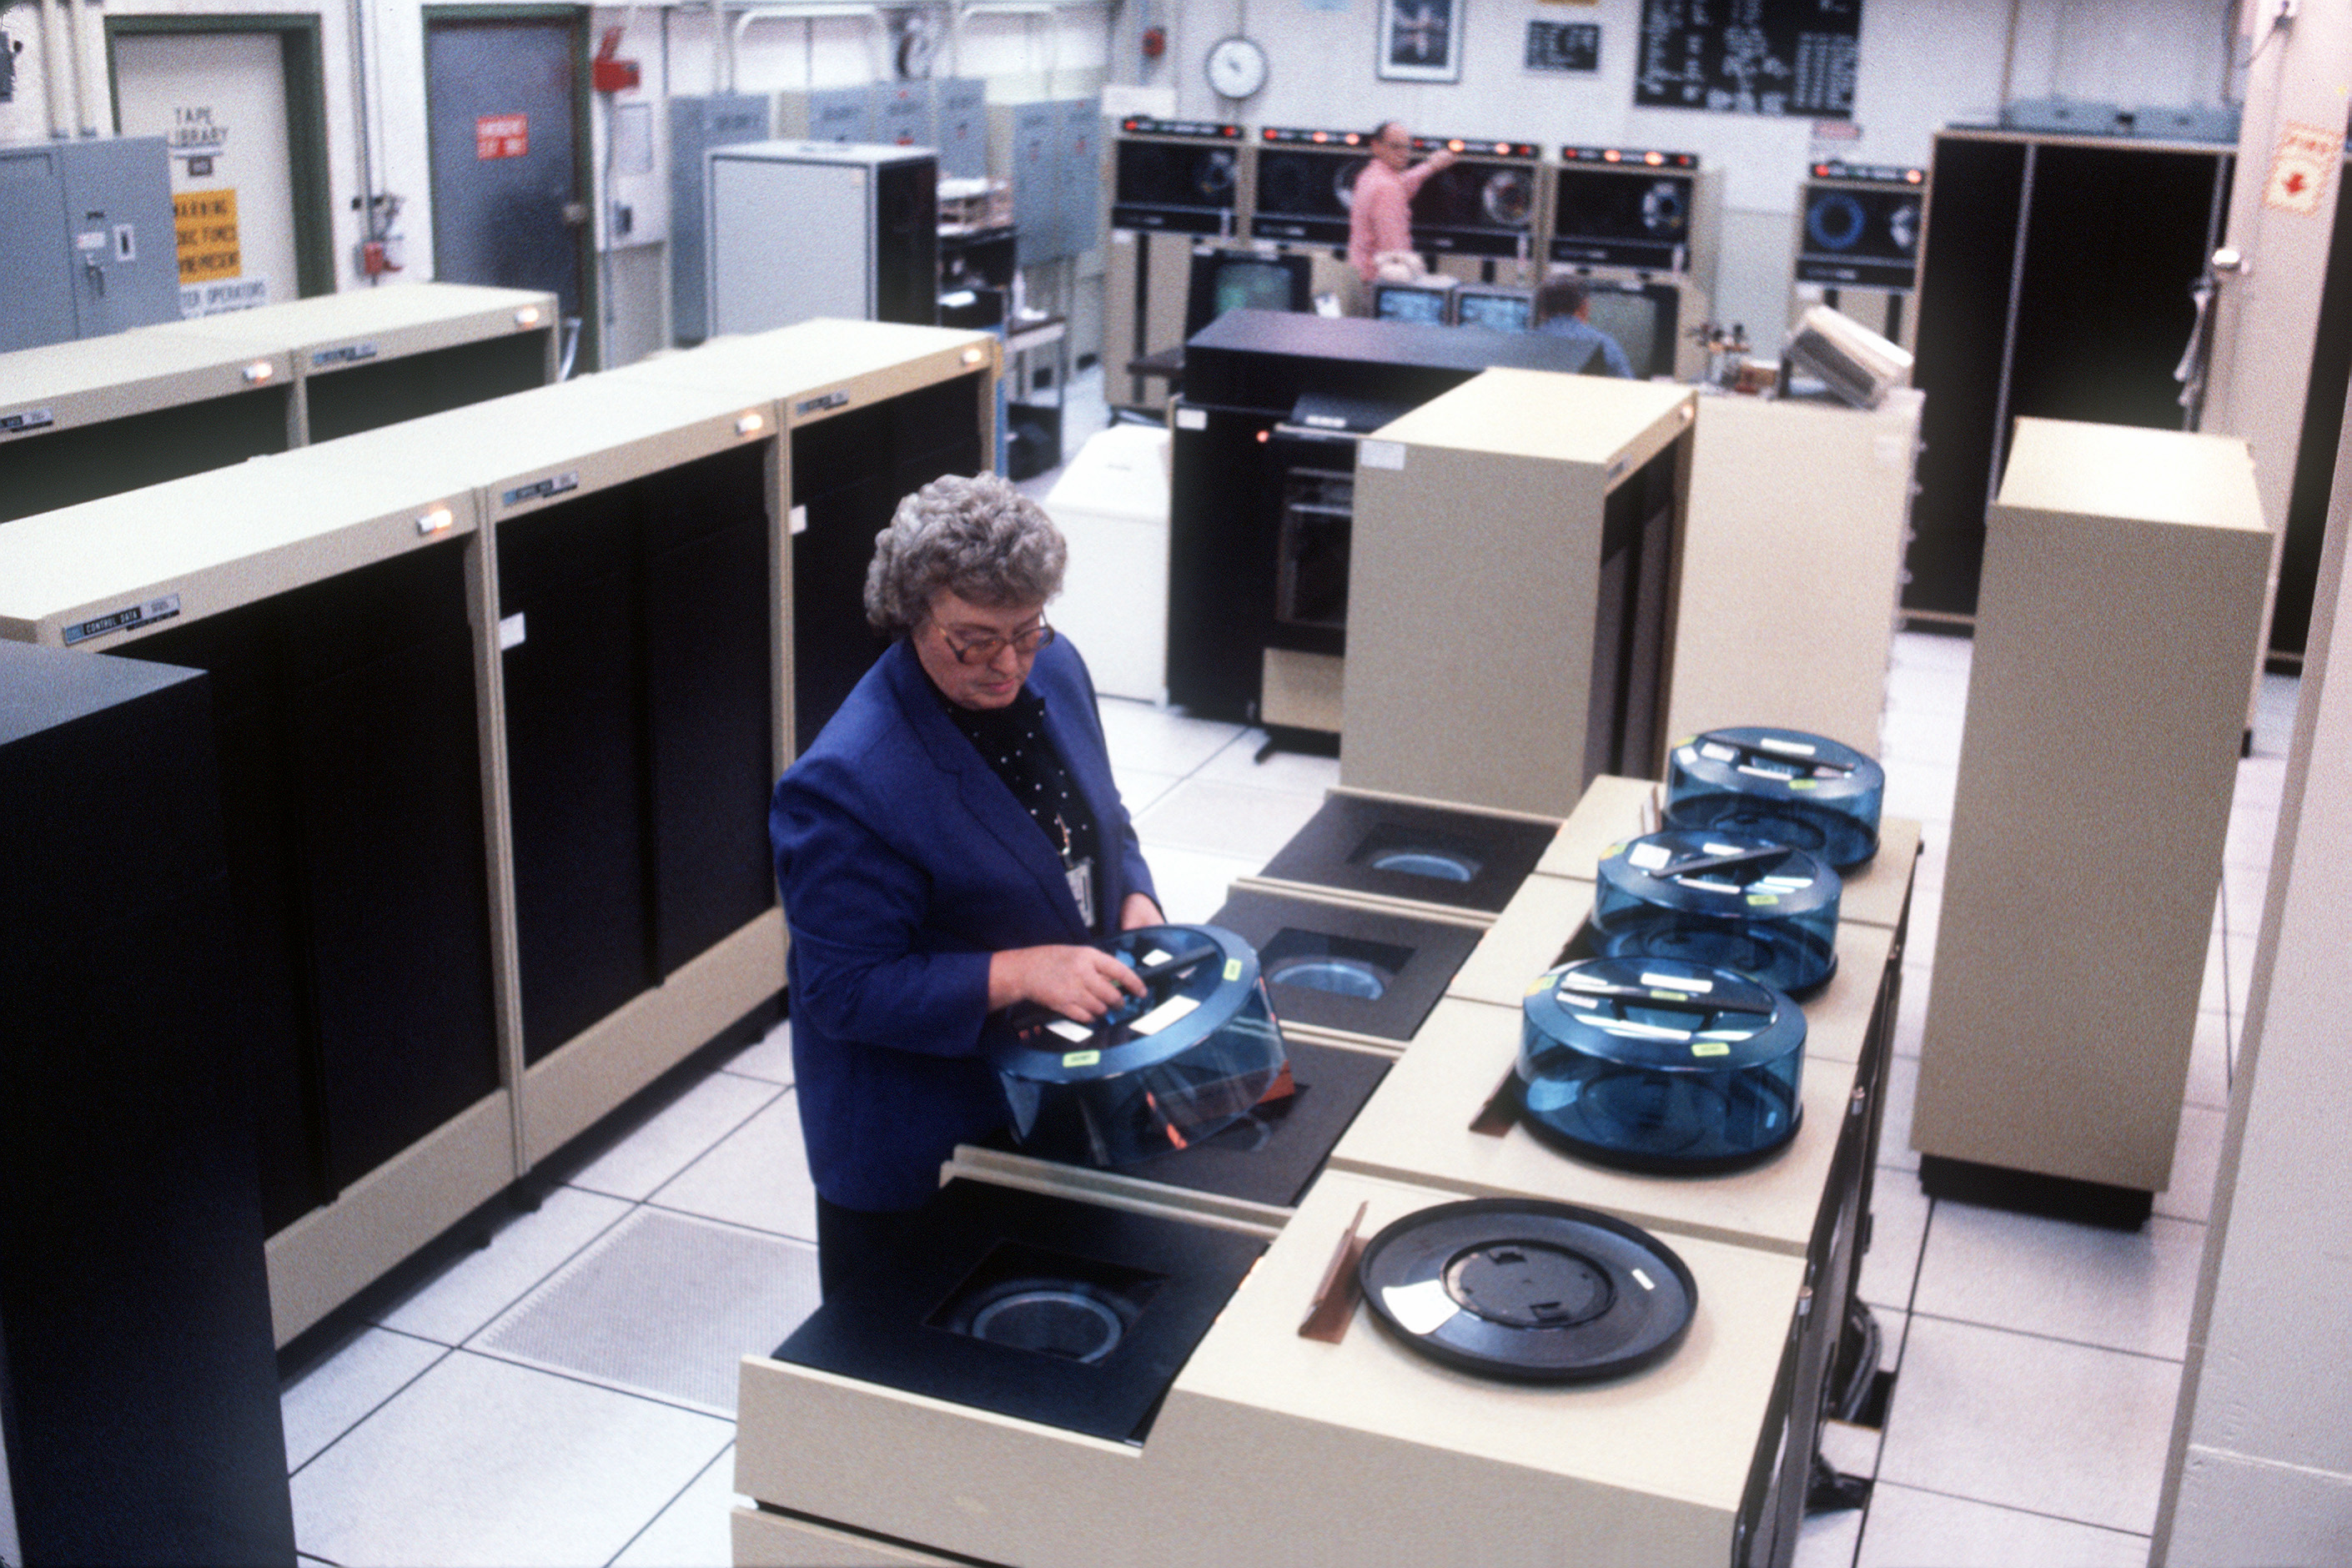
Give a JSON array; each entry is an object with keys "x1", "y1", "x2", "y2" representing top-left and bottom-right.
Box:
[{"x1": 475, "y1": 113, "x2": 530, "y2": 160}]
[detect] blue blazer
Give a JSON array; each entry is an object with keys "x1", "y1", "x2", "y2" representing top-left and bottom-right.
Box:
[{"x1": 770, "y1": 636, "x2": 1157, "y2": 1211}]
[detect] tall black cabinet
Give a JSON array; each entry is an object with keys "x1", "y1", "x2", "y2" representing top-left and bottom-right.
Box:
[
  {"x1": 1908, "y1": 129, "x2": 2232, "y2": 621},
  {"x1": 789, "y1": 371, "x2": 989, "y2": 752},
  {"x1": 1169, "y1": 310, "x2": 1625, "y2": 725},
  {"x1": 0, "y1": 642, "x2": 295, "y2": 1566}
]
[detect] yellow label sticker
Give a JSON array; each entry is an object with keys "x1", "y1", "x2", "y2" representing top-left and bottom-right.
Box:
[
  {"x1": 1650, "y1": 988, "x2": 1692, "y2": 1002},
  {"x1": 1788, "y1": 779, "x2": 1818, "y2": 791},
  {"x1": 1527, "y1": 974, "x2": 1553, "y2": 997},
  {"x1": 1603, "y1": 842, "x2": 1625, "y2": 858},
  {"x1": 1062, "y1": 1049, "x2": 1101, "y2": 1068},
  {"x1": 1223, "y1": 958, "x2": 1242, "y2": 982},
  {"x1": 1746, "y1": 893, "x2": 1780, "y2": 905},
  {"x1": 173, "y1": 187, "x2": 241, "y2": 281},
  {"x1": 1691, "y1": 1041, "x2": 1731, "y2": 1058}
]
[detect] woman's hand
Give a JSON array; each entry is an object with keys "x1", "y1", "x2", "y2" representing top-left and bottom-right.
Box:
[
  {"x1": 988, "y1": 944, "x2": 1147, "y2": 1023},
  {"x1": 1118, "y1": 892, "x2": 1165, "y2": 932}
]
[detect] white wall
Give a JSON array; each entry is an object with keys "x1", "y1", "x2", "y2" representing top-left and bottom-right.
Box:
[
  {"x1": 1155, "y1": 0, "x2": 2234, "y2": 350},
  {"x1": 0, "y1": 0, "x2": 2236, "y2": 363},
  {"x1": 2155, "y1": 370, "x2": 2352, "y2": 1562}
]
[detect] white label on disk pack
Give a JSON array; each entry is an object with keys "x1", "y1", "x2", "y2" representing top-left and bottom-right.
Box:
[
  {"x1": 1127, "y1": 993, "x2": 1201, "y2": 1036},
  {"x1": 1380, "y1": 1279, "x2": 1460, "y2": 1335},
  {"x1": 1046, "y1": 1019, "x2": 1095, "y2": 1044},
  {"x1": 1175, "y1": 407, "x2": 1208, "y2": 430},
  {"x1": 499, "y1": 612, "x2": 527, "y2": 650},
  {"x1": 1628, "y1": 842, "x2": 1673, "y2": 872},
  {"x1": 1359, "y1": 440, "x2": 1405, "y2": 470}
]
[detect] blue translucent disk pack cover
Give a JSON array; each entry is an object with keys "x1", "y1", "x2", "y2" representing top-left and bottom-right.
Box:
[
  {"x1": 1664, "y1": 726, "x2": 1886, "y2": 870},
  {"x1": 1519, "y1": 957, "x2": 1806, "y2": 1172},
  {"x1": 1592, "y1": 829, "x2": 1842, "y2": 993},
  {"x1": 985, "y1": 924, "x2": 1288, "y2": 1168}
]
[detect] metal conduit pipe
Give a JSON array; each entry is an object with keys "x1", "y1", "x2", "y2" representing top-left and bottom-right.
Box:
[
  {"x1": 63, "y1": 0, "x2": 98, "y2": 135},
  {"x1": 34, "y1": 0, "x2": 69, "y2": 138}
]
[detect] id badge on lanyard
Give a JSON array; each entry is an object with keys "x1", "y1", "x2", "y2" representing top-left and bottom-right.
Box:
[{"x1": 1065, "y1": 855, "x2": 1096, "y2": 931}]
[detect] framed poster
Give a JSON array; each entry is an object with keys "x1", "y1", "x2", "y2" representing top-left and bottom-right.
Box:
[
  {"x1": 1526, "y1": 20, "x2": 1601, "y2": 73},
  {"x1": 1379, "y1": 0, "x2": 1461, "y2": 83},
  {"x1": 1635, "y1": 0, "x2": 1860, "y2": 119}
]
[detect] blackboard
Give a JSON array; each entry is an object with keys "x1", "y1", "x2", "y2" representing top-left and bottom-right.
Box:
[
  {"x1": 1525, "y1": 20, "x2": 1601, "y2": 73},
  {"x1": 1635, "y1": 0, "x2": 1860, "y2": 119}
]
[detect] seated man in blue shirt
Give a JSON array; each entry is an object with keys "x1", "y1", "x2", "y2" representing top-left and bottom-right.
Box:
[{"x1": 1533, "y1": 277, "x2": 1637, "y2": 379}]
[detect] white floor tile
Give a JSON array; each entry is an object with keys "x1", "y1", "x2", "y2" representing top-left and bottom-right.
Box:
[
  {"x1": 1891, "y1": 965, "x2": 1929, "y2": 1059},
  {"x1": 289, "y1": 1350, "x2": 731, "y2": 1568},
  {"x1": 2251, "y1": 671, "x2": 2299, "y2": 757},
  {"x1": 1880, "y1": 761, "x2": 1957, "y2": 828},
  {"x1": 1094, "y1": 697, "x2": 1246, "y2": 776},
  {"x1": 1878, "y1": 708, "x2": 1963, "y2": 768},
  {"x1": 477, "y1": 1211, "x2": 819, "y2": 1416},
  {"x1": 2221, "y1": 932, "x2": 2258, "y2": 1017},
  {"x1": 2229, "y1": 755, "x2": 2287, "y2": 812},
  {"x1": 567, "y1": 1072, "x2": 785, "y2": 1204},
  {"x1": 2153, "y1": 1103, "x2": 2225, "y2": 1224},
  {"x1": 2186, "y1": 1011, "x2": 2230, "y2": 1112},
  {"x1": 1793, "y1": 1502, "x2": 1864, "y2": 1568},
  {"x1": 649, "y1": 1091, "x2": 819, "y2": 1244},
  {"x1": 1900, "y1": 866, "x2": 1943, "y2": 971},
  {"x1": 1136, "y1": 842, "x2": 1267, "y2": 926},
  {"x1": 1856, "y1": 1481, "x2": 2148, "y2": 1568},
  {"x1": 1819, "y1": 1416, "x2": 1885, "y2": 1482},
  {"x1": 1912, "y1": 1206, "x2": 2204, "y2": 1359},
  {"x1": 1195, "y1": 730, "x2": 1344, "y2": 796},
  {"x1": 1890, "y1": 629, "x2": 1975, "y2": 677},
  {"x1": 374, "y1": 1186, "x2": 633, "y2": 1347},
  {"x1": 611, "y1": 1444, "x2": 742, "y2": 1568},
  {"x1": 1860, "y1": 1168, "x2": 1930, "y2": 1311},
  {"x1": 1877, "y1": 1305, "x2": 1911, "y2": 1375},
  {"x1": 1877, "y1": 1054, "x2": 1920, "y2": 1173},
  {"x1": 1133, "y1": 776, "x2": 1326, "y2": 862},
  {"x1": 2219, "y1": 863, "x2": 2269, "y2": 938},
  {"x1": 1111, "y1": 763, "x2": 1184, "y2": 817},
  {"x1": 2224, "y1": 802, "x2": 2280, "y2": 872},
  {"x1": 282, "y1": 1328, "x2": 447, "y2": 1472},
  {"x1": 722, "y1": 1016, "x2": 793, "y2": 1086},
  {"x1": 1877, "y1": 1316, "x2": 2179, "y2": 1535}
]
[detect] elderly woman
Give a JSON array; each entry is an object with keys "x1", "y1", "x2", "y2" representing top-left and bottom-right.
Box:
[{"x1": 770, "y1": 472, "x2": 1163, "y2": 1289}]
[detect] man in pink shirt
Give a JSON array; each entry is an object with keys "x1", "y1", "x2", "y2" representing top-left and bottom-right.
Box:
[{"x1": 1348, "y1": 120, "x2": 1457, "y2": 301}]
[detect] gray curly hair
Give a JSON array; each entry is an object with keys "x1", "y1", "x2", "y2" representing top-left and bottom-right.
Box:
[{"x1": 863, "y1": 472, "x2": 1068, "y2": 635}]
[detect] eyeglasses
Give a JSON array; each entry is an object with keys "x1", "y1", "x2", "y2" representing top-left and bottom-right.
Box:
[{"x1": 936, "y1": 616, "x2": 1054, "y2": 666}]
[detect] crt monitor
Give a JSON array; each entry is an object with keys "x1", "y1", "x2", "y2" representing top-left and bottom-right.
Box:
[
  {"x1": 1184, "y1": 249, "x2": 1314, "y2": 339},
  {"x1": 1454, "y1": 288, "x2": 1533, "y2": 333},
  {"x1": 1373, "y1": 282, "x2": 1453, "y2": 326},
  {"x1": 1577, "y1": 280, "x2": 1681, "y2": 379}
]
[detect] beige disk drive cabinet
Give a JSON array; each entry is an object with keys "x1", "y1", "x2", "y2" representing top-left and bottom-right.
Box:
[
  {"x1": 736, "y1": 1166, "x2": 1808, "y2": 1568},
  {"x1": 1666, "y1": 389, "x2": 1922, "y2": 753},
  {"x1": 0, "y1": 440, "x2": 515, "y2": 1349},
  {"x1": 0, "y1": 281, "x2": 558, "y2": 523},
  {"x1": 1914, "y1": 419, "x2": 2269, "y2": 1226},
  {"x1": 1343, "y1": 370, "x2": 1697, "y2": 820}
]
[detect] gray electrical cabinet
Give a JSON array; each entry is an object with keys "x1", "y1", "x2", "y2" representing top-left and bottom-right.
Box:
[
  {"x1": 874, "y1": 80, "x2": 932, "y2": 148},
  {"x1": 0, "y1": 138, "x2": 179, "y2": 353},
  {"x1": 775, "y1": 85, "x2": 876, "y2": 143},
  {"x1": 668, "y1": 93, "x2": 774, "y2": 344},
  {"x1": 935, "y1": 78, "x2": 987, "y2": 180},
  {"x1": 996, "y1": 100, "x2": 1063, "y2": 264},
  {"x1": 709, "y1": 142, "x2": 938, "y2": 334},
  {"x1": 1058, "y1": 96, "x2": 1103, "y2": 258}
]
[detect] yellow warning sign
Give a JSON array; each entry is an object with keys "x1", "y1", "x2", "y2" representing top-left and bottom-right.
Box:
[{"x1": 173, "y1": 188, "x2": 242, "y2": 281}]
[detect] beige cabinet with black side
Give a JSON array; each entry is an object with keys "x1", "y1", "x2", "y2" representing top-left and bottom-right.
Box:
[
  {"x1": 1343, "y1": 370, "x2": 1697, "y2": 819},
  {"x1": 0, "y1": 441, "x2": 511, "y2": 1349},
  {"x1": 1914, "y1": 418, "x2": 2269, "y2": 1225},
  {"x1": 734, "y1": 1166, "x2": 1809, "y2": 1568},
  {"x1": 0, "y1": 280, "x2": 557, "y2": 524},
  {"x1": 1666, "y1": 389, "x2": 1922, "y2": 754}
]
